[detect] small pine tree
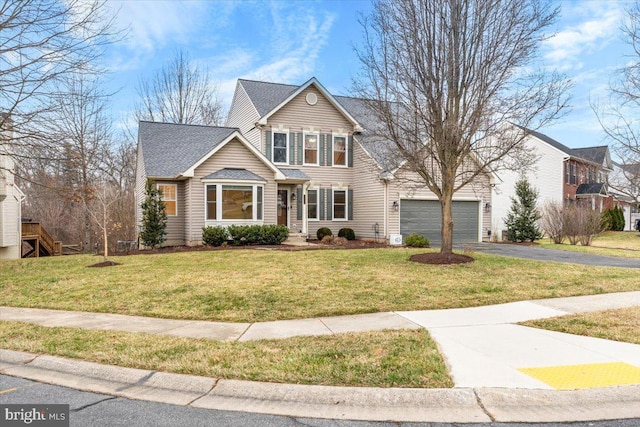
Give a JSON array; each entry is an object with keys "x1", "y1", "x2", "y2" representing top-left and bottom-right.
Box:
[
  {"x1": 504, "y1": 178, "x2": 543, "y2": 242},
  {"x1": 140, "y1": 179, "x2": 167, "y2": 248}
]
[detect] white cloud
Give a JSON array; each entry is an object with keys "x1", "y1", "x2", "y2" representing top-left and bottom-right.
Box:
[{"x1": 544, "y1": 3, "x2": 622, "y2": 67}]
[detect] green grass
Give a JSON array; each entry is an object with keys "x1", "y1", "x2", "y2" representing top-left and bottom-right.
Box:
[
  {"x1": 522, "y1": 307, "x2": 640, "y2": 345},
  {"x1": 539, "y1": 231, "x2": 640, "y2": 259},
  {"x1": 0, "y1": 321, "x2": 452, "y2": 388},
  {"x1": 1, "y1": 248, "x2": 638, "y2": 322}
]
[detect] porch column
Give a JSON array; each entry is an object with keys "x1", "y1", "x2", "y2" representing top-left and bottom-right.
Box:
[{"x1": 302, "y1": 183, "x2": 309, "y2": 234}]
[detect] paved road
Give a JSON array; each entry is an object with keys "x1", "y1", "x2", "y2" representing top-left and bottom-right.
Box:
[
  {"x1": 464, "y1": 243, "x2": 640, "y2": 268},
  {"x1": 1, "y1": 375, "x2": 638, "y2": 427}
]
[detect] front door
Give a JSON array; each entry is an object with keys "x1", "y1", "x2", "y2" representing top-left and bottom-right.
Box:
[{"x1": 277, "y1": 189, "x2": 288, "y2": 226}]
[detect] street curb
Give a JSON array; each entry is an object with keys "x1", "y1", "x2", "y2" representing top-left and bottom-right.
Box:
[{"x1": 2, "y1": 350, "x2": 639, "y2": 423}]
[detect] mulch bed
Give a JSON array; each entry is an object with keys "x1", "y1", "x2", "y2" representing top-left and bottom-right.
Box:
[
  {"x1": 109, "y1": 239, "x2": 393, "y2": 257},
  {"x1": 409, "y1": 252, "x2": 474, "y2": 265}
]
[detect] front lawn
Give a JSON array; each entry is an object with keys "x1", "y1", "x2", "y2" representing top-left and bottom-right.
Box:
[
  {"x1": 539, "y1": 231, "x2": 640, "y2": 259},
  {"x1": 0, "y1": 321, "x2": 452, "y2": 388},
  {"x1": 1, "y1": 248, "x2": 638, "y2": 322},
  {"x1": 522, "y1": 307, "x2": 640, "y2": 345}
]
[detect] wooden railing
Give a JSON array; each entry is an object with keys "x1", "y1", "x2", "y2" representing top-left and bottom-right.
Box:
[{"x1": 21, "y1": 222, "x2": 62, "y2": 257}]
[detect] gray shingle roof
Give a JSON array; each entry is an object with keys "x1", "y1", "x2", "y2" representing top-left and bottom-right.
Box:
[
  {"x1": 279, "y1": 168, "x2": 310, "y2": 180},
  {"x1": 139, "y1": 121, "x2": 238, "y2": 177},
  {"x1": 571, "y1": 146, "x2": 608, "y2": 165},
  {"x1": 238, "y1": 79, "x2": 298, "y2": 117},
  {"x1": 576, "y1": 182, "x2": 607, "y2": 195},
  {"x1": 202, "y1": 168, "x2": 266, "y2": 182}
]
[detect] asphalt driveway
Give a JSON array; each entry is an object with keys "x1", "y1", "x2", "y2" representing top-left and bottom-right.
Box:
[{"x1": 463, "y1": 243, "x2": 640, "y2": 269}]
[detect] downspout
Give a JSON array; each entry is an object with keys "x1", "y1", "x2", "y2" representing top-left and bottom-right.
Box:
[{"x1": 383, "y1": 179, "x2": 388, "y2": 239}]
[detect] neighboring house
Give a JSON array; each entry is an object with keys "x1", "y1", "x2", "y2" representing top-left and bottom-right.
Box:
[
  {"x1": 0, "y1": 118, "x2": 25, "y2": 259},
  {"x1": 610, "y1": 161, "x2": 640, "y2": 231},
  {"x1": 491, "y1": 128, "x2": 614, "y2": 240},
  {"x1": 136, "y1": 77, "x2": 493, "y2": 246}
]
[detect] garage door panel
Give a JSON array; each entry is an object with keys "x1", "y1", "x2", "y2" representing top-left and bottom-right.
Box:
[{"x1": 400, "y1": 200, "x2": 479, "y2": 243}]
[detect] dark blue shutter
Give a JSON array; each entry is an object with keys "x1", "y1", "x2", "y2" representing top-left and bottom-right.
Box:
[
  {"x1": 319, "y1": 134, "x2": 325, "y2": 166},
  {"x1": 326, "y1": 189, "x2": 333, "y2": 221},
  {"x1": 319, "y1": 188, "x2": 325, "y2": 220},
  {"x1": 289, "y1": 132, "x2": 295, "y2": 165},
  {"x1": 326, "y1": 136, "x2": 333, "y2": 166},
  {"x1": 296, "y1": 133, "x2": 303, "y2": 165},
  {"x1": 296, "y1": 187, "x2": 302, "y2": 220},
  {"x1": 348, "y1": 189, "x2": 353, "y2": 220},
  {"x1": 348, "y1": 135, "x2": 353, "y2": 167},
  {"x1": 265, "y1": 131, "x2": 272, "y2": 161}
]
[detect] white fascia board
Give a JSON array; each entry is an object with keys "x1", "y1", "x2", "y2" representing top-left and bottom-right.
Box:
[
  {"x1": 257, "y1": 77, "x2": 363, "y2": 131},
  {"x1": 181, "y1": 131, "x2": 286, "y2": 180}
]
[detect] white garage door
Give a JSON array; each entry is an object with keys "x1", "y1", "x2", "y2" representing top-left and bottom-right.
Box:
[{"x1": 400, "y1": 200, "x2": 479, "y2": 244}]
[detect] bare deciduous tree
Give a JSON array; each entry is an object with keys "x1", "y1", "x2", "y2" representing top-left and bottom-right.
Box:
[
  {"x1": 135, "y1": 50, "x2": 224, "y2": 126},
  {"x1": 0, "y1": 0, "x2": 119, "y2": 168},
  {"x1": 594, "y1": 2, "x2": 640, "y2": 206},
  {"x1": 353, "y1": 0, "x2": 570, "y2": 253}
]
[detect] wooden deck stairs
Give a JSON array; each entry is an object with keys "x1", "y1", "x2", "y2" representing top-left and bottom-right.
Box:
[{"x1": 21, "y1": 222, "x2": 62, "y2": 258}]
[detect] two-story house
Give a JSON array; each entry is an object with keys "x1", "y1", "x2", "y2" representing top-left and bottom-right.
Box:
[
  {"x1": 491, "y1": 127, "x2": 613, "y2": 240},
  {"x1": 0, "y1": 116, "x2": 25, "y2": 259},
  {"x1": 136, "y1": 77, "x2": 493, "y2": 246}
]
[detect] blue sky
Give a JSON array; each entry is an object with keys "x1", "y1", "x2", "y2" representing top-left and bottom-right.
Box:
[{"x1": 102, "y1": 0, "x2": 633, "y2": 150}]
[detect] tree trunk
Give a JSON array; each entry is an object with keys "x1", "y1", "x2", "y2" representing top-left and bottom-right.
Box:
[
  {"x1": 440, "y1": 196, "x2": 454, "y2": 254},
  {"x1": 103, "y1": 207, "x2": 109, "y2": 263},
  {"x1": 440, "y1": 180, "x2": 455, "y2": 254}
]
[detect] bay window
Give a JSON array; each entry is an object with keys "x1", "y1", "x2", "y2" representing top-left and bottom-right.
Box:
[{"x1": 205, "y1": 183, "x2": 263, "y2": 221}]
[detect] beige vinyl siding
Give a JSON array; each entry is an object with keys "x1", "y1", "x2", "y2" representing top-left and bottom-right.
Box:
[
  {"x1": 352, "y1": 141, "x2": 386, "y2": 239},
  {"x1": 264, "y1": 87, "x2": 360, "y2": 238},
  {"x1": 134, "y1": 142, "x2": 146, "y2": 231},
  {"x1": 183, "y1": 179, "x2": 194, "y2": 245},
  {"x1": 244, "y1": 127, "x2": 261, "y2": 150},
  {"x1": 226, "y1": 83, "x2": 260, "y2": 135},
  {"x1": 189, "y1": 138, "x2": 278, "y2": 243},
  {"x1": 387, "y1": 165, "x2": 492, "y2": 241},
  {"x1": 156, "y1": 180, "x2": 186, "y2": 246},
  {"x1": 268, "y1": 87, "x2": 353, "y2": 131}
]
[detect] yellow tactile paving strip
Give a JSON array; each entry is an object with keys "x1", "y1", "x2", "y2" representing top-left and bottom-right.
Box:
[{"x1": 518, "y1": 362, "x2": 640, "y2": 390}]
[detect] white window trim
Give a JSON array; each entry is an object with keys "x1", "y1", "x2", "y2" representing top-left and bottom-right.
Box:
[
  {"x1": 332, "y1": 188, "x2": 348, "y2": 221},
  {"x1": 202, "y1": 181, "x2": 264, "y2": 223},
  {"x1": 272, "y1": 130, "x2": 289, "y2": 165},
  {"x1": 157, "y1": 183, "x2": 178, "y2": 217},
  {"x1": 307, "y1": 187, "x2": 319, "y2": 221},
  {"x1": 332, "y1": 134, "x2": 348, "y2": 168},
  {"x1": 303, "y1": 132, "x2": 320, "y2": 166}
]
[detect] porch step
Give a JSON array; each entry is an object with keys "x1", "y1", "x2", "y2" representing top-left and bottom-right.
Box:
[{"x1": 283, "y1": 233, "x2": 309, "y2": 246}]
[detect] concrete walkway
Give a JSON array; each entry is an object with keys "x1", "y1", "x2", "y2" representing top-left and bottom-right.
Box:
[
  {"x1": 2, "y1": 291, "x2": 640, "y2": 422},
  {"x1": 465, "y1": 242, "x2": 640, "y2": 268}
]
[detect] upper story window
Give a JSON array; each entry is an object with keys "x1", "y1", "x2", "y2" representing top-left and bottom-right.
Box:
[
  {"x1": 272, "y1": 132, "x2": 288, "y2": 164},
  {"x1": 157, "y1": 183, "x2": 177, "y2": 216},
  {"x1": 333, "y1": 135, "x2": 347, "y2": 167},
  {"x1": 565, "y1": 163, "x2": 569, "y2": 184},
  {"x1": 304, "y1": 133, "x2": 319, "y2": 165},
  {"x1": 570, "y1": 163, "x2": 577, "y2": 185}
]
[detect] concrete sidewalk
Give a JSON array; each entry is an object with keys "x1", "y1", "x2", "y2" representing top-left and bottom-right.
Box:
[{"x1": 2, "y1": 291, "x2": 640, "y2": 422}]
